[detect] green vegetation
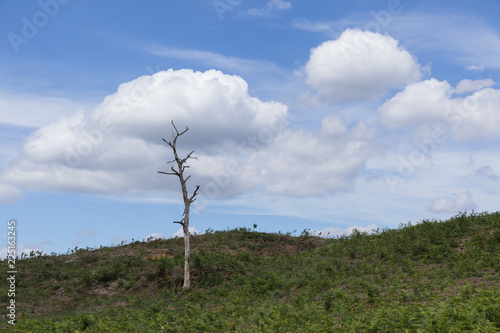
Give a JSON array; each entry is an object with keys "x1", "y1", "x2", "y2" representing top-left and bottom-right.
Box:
[{"x1": 2, "y1": 211, "x2": 500, "y2": 332}]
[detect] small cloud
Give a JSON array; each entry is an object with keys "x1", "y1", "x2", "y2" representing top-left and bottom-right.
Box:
[
  {"x1": 0, "y1": 184, "x2": 25, "y2": 204},
  {"x1": 111, "y1": 233, "x2": 131, "y2": 243},
  {"x1": 268, "y1": 0, "x2": 291, "y2": 10},
  {"x1": 475, "y1": 165, "x2": 499, "y2": 180},
  {"x1": 312, "y1": 224, "x2": 378, "y2": 237},
  {"x1": 465, "y1": 65, "x2": 485, "y2": 72},
  {"x1": 293, "y1": 19, "x2": 333, "y2": 34},
  {"x1": 144, "y1": 233, "x2": 166, "y2": 242},
  {"x1": 455, "y1": 78, "x2": 494, "y2": 94},
  {"x1": 248, "y1": 0, "x2": 291, "y2": 17},
  {"x1": 305, "y1": 29, "x2": 421, "y2": 103},
  {"x1": 76, "y1": 229, "x2": 97, "y2": 237},
  {"x1": 171, "y1": 227, "x2": 200, "y2": 238},
  {"x1": 428, "y1": 191, "x2": 476, "y2": 213}
]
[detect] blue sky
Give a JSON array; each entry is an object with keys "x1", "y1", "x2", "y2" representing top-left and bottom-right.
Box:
[{"x1": 1, "y1": 0, "x2": 499, "y2": 256}]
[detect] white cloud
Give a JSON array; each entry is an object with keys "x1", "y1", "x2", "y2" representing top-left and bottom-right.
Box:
[
  {"x1": 248, "y1": 0, "x2": 291, "y2": 17},
  {"x1": 379, "y1": 78, "x2": 500, "y2": 141},
  {"x1": 456, "y1": 88, "x2": 500, "y2": 140},
  {"x1": 465, "y1": 65, "x2": 485, "y2": 72},
  {"x1": 268, "y1": 0, "x2": 291, "y2": 10},
  {"x1": 455, "y1": 79, "x2": 495, "y2": 94},
  {"x1": 293, "y1": 19, "x2": 334, "y2": 34},
  {"x1": 249, "y1": 121, "x2": 375, "y2": 197},
  {"x1": 141, "y1": 45, "x2": 283, "y2": 77},
  {"x1": 369, "y1": 146, "x2": 500, "y2": 216},
  {"x1": 428, "y1": 191, "x2": 477, "y2": 213},
  {"x1": 304, "y1": 29, "x2": 421, "y2": 103},
  {"x1": 378, "y1": 78, "x2": 454, "y2": 128},
  {"x1": 0, "y1": 183, "x2": 24, "y2": 203},
  {"x1": 312, "y1": 224, "x2": 378, "y2": 237},
  {"x1": 191, "y1": 117, "x2": 375, "y2": 202}
]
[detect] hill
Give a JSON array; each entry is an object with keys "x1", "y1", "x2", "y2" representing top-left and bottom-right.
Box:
[{"x1": 2, "y1": 211, "x2": 500, "y2": 332}]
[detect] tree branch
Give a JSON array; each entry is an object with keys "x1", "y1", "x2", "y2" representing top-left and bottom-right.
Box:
[
  {"x1": 171, "y1": 120, "x2": 189, "y2": 136},
  {"x1": 171, "y1": 166, "x2": 180, "y2": 175},
  {"x1": 189, "y1": 185, "x2": 200, "y2": 203},
  {"x1": 173, "y1": 218, "x2": 185, "y2": 226},
  {"x1": 162, "y1": 138, "x2": 174, "y2": 149},
  {"x1": 171, "y1": 120, "x2": 189, "y2": 147},
  {"x1": 180, "y1": 152, "x2": 197, "y2": 166},
  {"x1": 157, "y1": 171, "x2": 178, "y2": 176}
]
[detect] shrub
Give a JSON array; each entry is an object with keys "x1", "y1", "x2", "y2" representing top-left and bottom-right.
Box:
[{"x1": 96, "y1": 266, "x2": 120, "y2": 284}]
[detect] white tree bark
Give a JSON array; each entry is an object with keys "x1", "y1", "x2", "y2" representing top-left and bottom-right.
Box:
[{"x1": 158, "y1": 120, "x2": 199, "y2": 289}]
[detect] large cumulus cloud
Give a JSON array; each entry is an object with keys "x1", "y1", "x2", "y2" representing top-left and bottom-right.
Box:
[
  {"x1": 304, "y1": 29, "x2": 421, "y2": 103},
  {"x1": 0, "y1": 69, "x2": 374, "y2": 203},
  {"x1": 1, "y1": 69, "x2": 287, "y2": 197},
  {"x1": 378, "y1": 78, "x2": 500, "y2": 141}
]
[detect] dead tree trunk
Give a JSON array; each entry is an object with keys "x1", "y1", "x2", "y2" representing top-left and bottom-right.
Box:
[{"x1": 158, "y1": 120, "x2": 200, "y2": 289}]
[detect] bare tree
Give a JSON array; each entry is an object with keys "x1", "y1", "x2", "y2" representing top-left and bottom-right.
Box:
[{"x1": 158, "y1": 120, "x2": 200, "y2": 289}]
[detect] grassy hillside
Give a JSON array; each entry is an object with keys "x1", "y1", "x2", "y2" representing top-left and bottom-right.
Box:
[{"x1": 2, "y1": 211, "x2": 500, "y2": 332}]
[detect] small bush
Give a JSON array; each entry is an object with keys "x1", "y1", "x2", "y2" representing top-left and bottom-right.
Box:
[{"x1": 96, "y1": 266, "x2": 120, "y2": 284}]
